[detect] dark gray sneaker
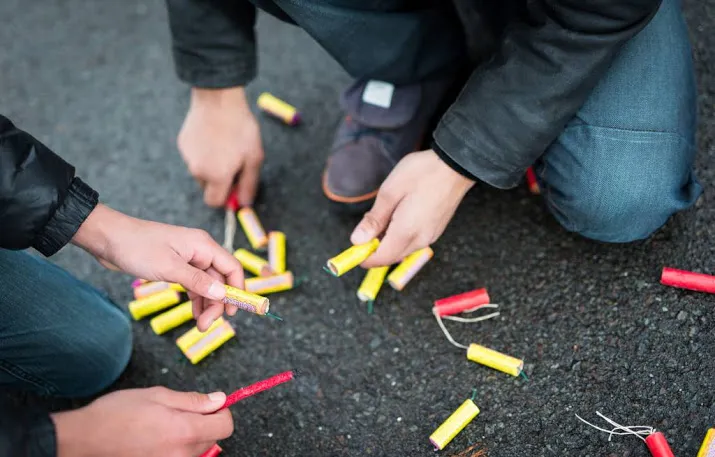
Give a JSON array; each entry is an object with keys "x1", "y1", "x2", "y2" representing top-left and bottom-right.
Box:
[{"x1": 322, "y1": 77, "x2": 453, "y2": 212}]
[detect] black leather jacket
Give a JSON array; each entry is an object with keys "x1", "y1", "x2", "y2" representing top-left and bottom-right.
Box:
[
  {"x1": 0, "y1": 115, "x2": 98, "y2": 457},
  {"x1": 166, "y1": 0, "x2": 661, "y2": 188}
]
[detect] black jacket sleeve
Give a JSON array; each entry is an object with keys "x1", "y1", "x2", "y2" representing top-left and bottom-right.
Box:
[
  {"x1": 165, "y1": 0, "x2": 258, "y2": 88},
  {"x1": 0, "y1": 400, "x2": 56, "y2": 457},
  {"x1": 433, "y1": 0, "x2": 661, "y2": 188},
  {"x1": 0, "y1": 115, "x2": 98, "y2": 256}
]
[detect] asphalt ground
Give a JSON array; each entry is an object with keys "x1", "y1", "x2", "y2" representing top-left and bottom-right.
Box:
[{"x1": 1, "y1": 1, "x2": 714, "y2": 456}]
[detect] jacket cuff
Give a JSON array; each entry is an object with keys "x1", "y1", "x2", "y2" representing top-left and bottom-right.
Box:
[
  {"x1": 433, "y1": 115, "x2": 526, "y2": 190},
  {"x1": 173, "y1": 53, "x2": 257, "y2": 89},
  {"x1": 431, "y1": 140, "x2": 476, "y2": 181},
  {"x1": 33, "y1": 177, "x2": 99, "y2": 256}
]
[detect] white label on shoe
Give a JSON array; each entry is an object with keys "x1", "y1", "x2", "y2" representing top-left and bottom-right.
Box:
[{"x1": 362, "y1": 80, "x2": 394, "y2": 109}]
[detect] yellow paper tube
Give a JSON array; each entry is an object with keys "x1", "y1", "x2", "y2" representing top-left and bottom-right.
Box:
[
  {"x1": 223, "y1": 285, "x2": 270, "y2": 315},
  {"x1": 698, "y1": 428, "x2": 715, "y2": 457},
  {"x1": 257, "y1": 92, "x2": 300, "y2": 125},
  {"x1": 150, "y1": 301, "x2": 193, "y2": 335},
  {"x1": 268, "y1": 231, "x2": 287, "y2": 274},
  {"x1": 176, "y1": 318, "x2": 226, "y2": 353},
  {"x1": 182, "y1": 320, "x2": 236, "y2": 364},
  {"x1": 233, "y1": 248, "x2": 272, "y2": 277},
  {"x1": 326, "y1": 239, "x2": 380, "y2": 277},
  {"x1": 387, "y1": 247, "x2": 433, "y2": 291},
  {"x1": 429, "y1": 399, "x2": 480, "y2": 450},
  {"x1": 357, "y1": 266, "x2": 390, "y2": 302},
  {"x1": 134, "y1": 281, "x2": 186, "y2": 299},
  {"x1": 237, "y1": 207, "x2": 268, "y2": 250},
  {"x1": 467, "y1": 343, "x2": 524, "y2": 377},
  {"x1": 245, "y1": 272, "x2": 294, "y2": 295},
  {"x1": 128, "y1": 289, "x2": 181, "y2": 320}
]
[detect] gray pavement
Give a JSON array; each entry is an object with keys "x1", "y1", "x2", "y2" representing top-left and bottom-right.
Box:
[{"x1": 1, "y1": 1, "x2": 714, "y2": 456}]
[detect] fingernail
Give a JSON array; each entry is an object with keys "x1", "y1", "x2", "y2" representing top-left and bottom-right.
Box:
[
  {"x1": 208, "y1": 392, "x2": 226, "y2": 403},
  {"x1": 208, "y1": 282, "x2": 225, "y2": 300},
  {"x1": 351, "y1": 227, "x2": 370, "y2": 245}
]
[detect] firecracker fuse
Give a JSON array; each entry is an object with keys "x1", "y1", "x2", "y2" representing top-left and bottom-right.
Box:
[
  {"x1": 237, "y1": 207, "x2": 268, "y2": 250},
  {"x1": 128, "y1": 289, "x2": 182, "y2": 320},
  {"x1": 325, "y1": 239, "x2": 380, "y2": 277},
  {"x1": 150, "y1": 301, "x2": 193, "y2": 335},
  {"x1": 387, "y1": 247, "x2": 433, "y2": 291},
  {"x1": 576, "y1": 412, "x2": 674, "y2": 457}
]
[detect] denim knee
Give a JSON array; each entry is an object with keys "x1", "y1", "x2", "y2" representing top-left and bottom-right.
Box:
[
  {"x1": 54, "y1": 308, "x2": 133, "y2": 398},
  {"x1": 541, "y1": 126, "x2": 701, "y2": 243}
]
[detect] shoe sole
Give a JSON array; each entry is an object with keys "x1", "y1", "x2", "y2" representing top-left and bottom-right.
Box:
[{"x1": 322, "y1": 170, "x2": 378, "y2": 214}]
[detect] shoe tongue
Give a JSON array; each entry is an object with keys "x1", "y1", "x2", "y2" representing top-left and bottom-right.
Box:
[{"x1": 341, "y1": 80, "x2": 422, "y2": 129}]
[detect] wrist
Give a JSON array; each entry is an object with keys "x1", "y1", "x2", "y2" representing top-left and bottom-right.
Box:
[
  {"x1": 190, "y1": 86, "x2": 250, "y2": 111},
  {"x1": 429, "y1": 149, "x2": 475, "y2": 192},
  {"x1": 71, "y1": 204, "x2": 124, "y2": 260},
  {"x1": 52, "y1": 409, "x2": 96, "y2": 457}
]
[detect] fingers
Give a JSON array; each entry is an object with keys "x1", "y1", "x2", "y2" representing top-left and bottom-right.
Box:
[
  {"x1": 238, "y1": 155, "x2": 261, "y2": 207},
  {"x1": 190, "y1": 293, "x2": 204, "y2": 321},
  {"x1": 186, "y1": 409, "x2": 234, "y2": 443},
  {"x1": 350, "y1": 187, "x2": 401, "y2": 245},
  {"x1": 151, "y1": 388, "x2": 227, "y2": 414},
  {"x1": 203, "y1": 244, "x2": 245, "y2": 290},
  {"x1": 361, "y1": 224, "x2": 415, "y2": 268},
  {"x1": 173, "y1": 262, "x2": 226, "y2": 302},
  {"x1": 361, "y1": 201, "x2": 421, "y2": 268},
  {"x1": 204, "y1": 177, "x2": 233, "y2": 208},
  {"x1": 196, "y1": 268, "x2": 227, "y2": 330}
]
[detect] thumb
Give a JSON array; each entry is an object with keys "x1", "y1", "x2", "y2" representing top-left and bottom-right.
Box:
[
  {"x1": 174, "y1": 263, "x2": 226, "y2": 301},
  {"x1": 350, "y1": 189, "x2": 400, "y2": 245},
  {"x1": 153, "y1": 389, "x2": 227, "y2": 414}
]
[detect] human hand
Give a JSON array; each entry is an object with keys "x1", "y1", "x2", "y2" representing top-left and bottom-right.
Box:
[
  {"x1": 52, "y1": 387, "x2": 233, "y2": 457},
  {"x1": 178, "y1": 87, "x2": 264, "y2": 207},
  {"x1": 350, "y1": 149, "x2": 474, "y2": 267},
  {"x1": 72, "y1": 204, "x2": 244, "y2": 330}
]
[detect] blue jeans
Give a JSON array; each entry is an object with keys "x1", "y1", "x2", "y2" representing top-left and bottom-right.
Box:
[
  {"x1": 535, "y1": 0, "x2": 702, "y2": 242},
  {"x1": 0, "y1": 249, "x2": 132, "y2": 398}
]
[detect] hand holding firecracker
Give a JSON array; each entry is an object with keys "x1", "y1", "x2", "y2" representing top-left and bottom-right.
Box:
[
  {"x1": 74, "y1": 204, "x2": 245, "y2": 332},
  {"x1": 51, "y1": 387, "x2": 233, "y2": 457},
  {"x1": 350, "y1": 149, "x2": 474, "y2": 268}
]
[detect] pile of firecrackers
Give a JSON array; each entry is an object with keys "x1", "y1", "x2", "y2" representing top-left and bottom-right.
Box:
[
  {"x1": 126, "y1": 94, "x2": 715, "y2": 457},
  {"x1": 127, "y1": 202, "x2": 292, "y2": 364}
]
